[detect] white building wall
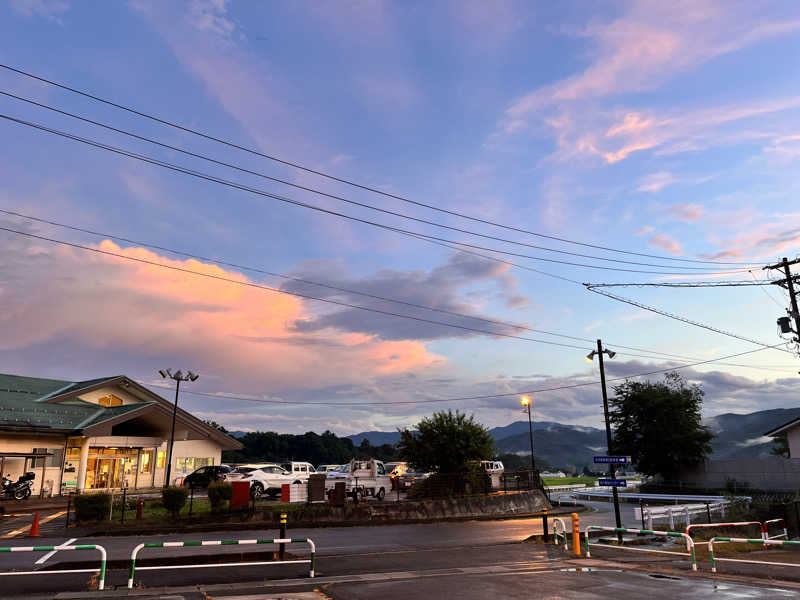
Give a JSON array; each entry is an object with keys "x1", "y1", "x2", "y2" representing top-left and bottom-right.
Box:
[
  {"x1": 166, "y1": 439, "x2": 223, "y2": 486},
  {"x1": 786, "y1": 427, "x2": 800, "y2": 458},
  {"x1": 0, "y1": 435, "x2": 67, "y2": 496}
]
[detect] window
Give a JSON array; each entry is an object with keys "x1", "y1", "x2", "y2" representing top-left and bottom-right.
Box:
[
  {"x1": 139, "y1": 450, "x2": 153, "y2": 473},
  {"x1": 157, "y1": 451, "x2": 166, "y2": 468},
  {"x1": 377, "y1": 463, "x2": 386, "y2": 475},
  {"x1": 97, "y1": 394, "x2": 123, "y2": 407},
  {"x1": 32, "y1": 448, "x2": 47, "y2": 468},
  {"x1": 47, "y1": 448, "x2": 63, "y2": 468}
]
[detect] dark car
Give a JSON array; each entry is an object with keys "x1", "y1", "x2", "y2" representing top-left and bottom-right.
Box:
[
  {"x1": 182, "y1": 465, "x2": 231, "y2": 488},
  {"x1": 398, "y1": 471, "x2": 430, "y2": 491}
]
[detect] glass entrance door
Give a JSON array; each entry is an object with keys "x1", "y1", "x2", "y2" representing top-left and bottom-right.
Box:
[{"x1": 84, "y1": 448, "x2": 140, "y2": 489}]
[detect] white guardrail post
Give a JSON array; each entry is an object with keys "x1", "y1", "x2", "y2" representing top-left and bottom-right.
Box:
[
  {"x1": 128, "y1": 537, "x2": 315, "y2": 589},
  {"x1": 0, "y1": 544, "x2": 107, "y2": 590},
  {"x1": 709, "y1": 537, "x2": 800, "y2": 573},
  {"x1": 583, "y1": 525, "x2": 696, "y2": 571}
]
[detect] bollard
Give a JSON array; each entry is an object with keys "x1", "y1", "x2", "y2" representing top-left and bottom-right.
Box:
[
  {"x1": 571, "y1": 513, "x2": 581, "y2": 557},
  {"x1": 28, "y1": 511, "x2": 40, "y2": 537},
  {"x1": 542, "y1": 508, "x2": 550, "y2": 543},
  {"x1": 136, "y1": 497, "x2": 144, "y2": 520},
  {"x1": 706, "y1": 502, "x2": 712, "y2": 523},
  {"x1": 279, "y1": 513, "x2": 287, "y2": 559},
  {"x1": 121, "y1": 488, "x2": 127, "y2": 524},
  {"x1": 65, "y1": 496, "x2": 71, "y2": 530},
  {"x1": 189, "y1": 485, "x2": 194, "y2": 517}
]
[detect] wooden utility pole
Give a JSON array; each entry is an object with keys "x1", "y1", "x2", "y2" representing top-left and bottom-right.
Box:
[{"x1": 764, "y1": 257, "x2": 800, "y2": 350}]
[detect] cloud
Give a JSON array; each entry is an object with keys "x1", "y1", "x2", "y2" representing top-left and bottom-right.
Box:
[
  {"x1": 10, "y1": 0, "x2": 68, "y2": 22},
  {"x1": 638, "y1": 172, "x2": 677, "y2": 193},
  {"x1": 0, "y1": 225, "x2": 443, "y2": 393},
  {"x1": 185, "y1": 0, "x2": 235, "y2": 37},
  {"x1": 648, "y1": 233, "x2": 683, "y2": 255},
  {"x1": 283, "y1": 253, "x2": 533, "y2": 341},
  {"x1": 635, "y1": 225, "x2": 654, "y2": 236},
  {"x1": 668, "y1": 203, "x2": 704, "y2": 222},
  {"x1": 501, "y1": 1, "x2": 800, "y2": 132}
]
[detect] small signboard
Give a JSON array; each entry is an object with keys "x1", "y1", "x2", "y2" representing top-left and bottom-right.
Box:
[
  {"x1": 598, "y1": 478, "x2": 627, "y2": 488},
  {"x1": 594, "y1": 455, "x2": 631, "y2": 465}
]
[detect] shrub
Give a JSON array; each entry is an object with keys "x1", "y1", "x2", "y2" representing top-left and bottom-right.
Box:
[
  {"x1": 161, "y1": 486, "x2": 188, "y2": 517},
  {"x1": 73, "y1": 493, "x2": 112, "y2": 522},
  {"x1": 208, "y1": 481, "x2": 233, "y2": 512},
  {"x1": 409, "y1": 464, "x2": 491, "y2": 499}
]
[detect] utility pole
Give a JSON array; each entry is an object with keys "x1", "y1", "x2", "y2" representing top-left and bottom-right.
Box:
[
  {"x1": 764, "y1": 257, "x2": 800, "y2": 353},
  {"x1": 591, "y1": 339, "x2": 623, "y2": 544},
  {"x1": 159, "y1": 369, "x2": 199, "y2": 487}
]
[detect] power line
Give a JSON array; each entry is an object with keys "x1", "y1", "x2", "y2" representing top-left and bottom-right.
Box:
[
  {"x1": 4, "y1": 207, "x2": 795, "y2": 373},
  {"x1": 0, "y1": 62, "x2": 760, "y2": 267},
  {"x1": 583, "y1": 280, "x2": 776, "y2": 288},
  {"x1": 0, "y1": 223, "x2": 597, "y2": 350},
  {"x1": 585, "y1": 285, "x2": 795, "y2": 354},
  {"x1": 0, "y1": 90, "x2": 754, "y2": 273},
  {"x1": 141, "y1": 344, "x2": 785, "y2": 407},
  {"x1": 0, "y1": 112, "x2": 752, "y2": 277}
]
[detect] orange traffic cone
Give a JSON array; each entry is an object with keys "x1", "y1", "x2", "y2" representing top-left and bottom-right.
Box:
[{"x1": 28, "y1": 511, "x2": 40, "y2": 537}]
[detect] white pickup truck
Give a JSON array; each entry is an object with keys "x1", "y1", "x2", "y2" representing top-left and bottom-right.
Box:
[{"x1": 325, "y1": 459, "x2": 391, "y2": 503}]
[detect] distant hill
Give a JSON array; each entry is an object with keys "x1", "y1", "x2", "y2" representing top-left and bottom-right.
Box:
[{"x1": 345, "y1": 408, "x2": 800, "y2": 469}]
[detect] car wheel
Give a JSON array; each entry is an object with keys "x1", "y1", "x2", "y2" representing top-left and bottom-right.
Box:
[
  {"x1": 376, "y1": 487, "x2": 385, "y2": 501},
  {"x1": 251, "y1": 483, "x2": 264, "y2": 499}
]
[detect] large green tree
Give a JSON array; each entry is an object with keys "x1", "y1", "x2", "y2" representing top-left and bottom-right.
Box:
[
  {"x1": 398, "y1": 410, "x2": 494, "y2": 473},
  {"x1": 609, "y1": 372, "x2": 713, "y2": 480}
]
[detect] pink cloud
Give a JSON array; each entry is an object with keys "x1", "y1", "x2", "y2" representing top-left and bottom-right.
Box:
[
  {"x1": 668, "y1": 203, "x2": 704, "y2": 222},
  {"x1": 636, "y1": 225, "x2": 654, "y2": 236},
  {"x1": 648, "y1": 233, "x2": 683, "y2": 255},
  {"x1": 637, "y1": 171, "x2": 677, "y2": 193},
  {"x1": 0, "y1": 237, "x2": 443, "y2": 392}
]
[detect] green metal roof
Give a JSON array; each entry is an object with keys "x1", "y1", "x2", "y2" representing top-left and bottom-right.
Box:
[{"x1": 0, "y1": 373, "x2": 146, "y2": 432}]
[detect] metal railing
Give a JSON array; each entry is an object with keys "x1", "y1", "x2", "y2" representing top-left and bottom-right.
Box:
[
  {"x1": 584, "y1": 525, "x2": 696, "y2": 571},
  {"x1": 709, "y1": 537, "x2": 800, "y2": 573},
  {"x1": 128, "y1": 536, "x2": 315, "y2": 588},
  {"x1": 0, "y1": 543, "x2": 107, "y2": 590},
  {"x1": 552, "y1": 518, "x2": 568, "y2": 549}
]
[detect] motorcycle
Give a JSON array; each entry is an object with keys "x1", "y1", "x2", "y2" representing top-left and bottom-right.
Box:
[{"x1": 1, "y1": 472, "x2": 34, "y2": 500}]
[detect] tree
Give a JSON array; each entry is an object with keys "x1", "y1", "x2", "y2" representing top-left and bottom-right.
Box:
[
  {"x1": 772, "y1": 433, "x2": 790, "y2": 458},
  {"x1": 398, "y1": 410, "x2": 494, "y2": 473},
  {"x1": 609, "y1": 372, "x2": 713, "y2": 481}
]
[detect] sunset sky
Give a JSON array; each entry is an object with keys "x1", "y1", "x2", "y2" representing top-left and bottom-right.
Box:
[{"x1": 2, "y1": 0, "x2": 800, "y2": 435}]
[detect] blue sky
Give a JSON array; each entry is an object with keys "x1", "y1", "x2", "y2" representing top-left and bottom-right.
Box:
[{"x1": 2, "y1": 0, "x2": 800, "y2": 435}]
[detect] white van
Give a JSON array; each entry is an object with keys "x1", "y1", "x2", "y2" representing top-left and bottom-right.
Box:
[
  {"x1": 281, "y1": 461, "x2": 317, "y2": 481},
  {"x1": 481, "y1": 460, "x2": 504, "y2": 475}
]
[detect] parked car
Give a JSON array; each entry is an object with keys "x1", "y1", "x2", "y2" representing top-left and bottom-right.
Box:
[
  {"x1": 384, "y1": 461, "x2": 408, "y2": 490},
  {"x1": 280, "y1": 461, "x2": 317, "y2": 481},
  {"x1": 226, "y1": 463, "x2": 297, "y2": 498},
  {"x1": 325, "y1": 459, "x2": 391, "y2": 502},
  {"x1": 317, "y1": 464, "x2": 343, "y2": 473},
  {"x1": 398, "y1": 471, "x2": 431, "y2": 491},
  {"x1": 481, "y1": 460, "x2": 504, "y2": 476},
  {"x1": 182, "y1": 465, "x2": 232, "y2": 488}
]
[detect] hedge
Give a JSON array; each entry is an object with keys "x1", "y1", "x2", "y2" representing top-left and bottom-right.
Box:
[{"x1": 73, "y1": 493, "x2": 111, "y2": 522}]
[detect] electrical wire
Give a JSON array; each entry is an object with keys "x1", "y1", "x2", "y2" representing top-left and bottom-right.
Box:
[
  {"x1": 585, "y1": 285, "x2": 795, "y2": 354},
  {"x1": 583, "y1": 280, "x2": 776, "y2": 288},
  {"x1": 0, "y1": 63, "x2": 762, "y2": 267},
  {"x1": 0, "y1": 112, "x2": 753, "y2": 277},
  {"x1": 140, "y1": 344, "x2": 786, "y2": 407},
  {"x1": 749, "y1": 269, "x2": 787, "y2": 309},
  {"x1": 4, "y1": 207, "x2": 796, "y2": 374},
  {"x1": 0, "y1": 90, "x2": 754, "y2": 273}
]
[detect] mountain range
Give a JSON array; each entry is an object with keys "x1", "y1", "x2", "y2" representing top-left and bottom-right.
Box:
[{"x1": 343, "y1": 408, "x2": 800, "y2": 469}]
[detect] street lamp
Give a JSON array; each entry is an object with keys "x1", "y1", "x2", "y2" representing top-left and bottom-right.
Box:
[
  {"x1": 586, "y1": 339, "x2": 622, "y2": 542},
  {"x1": 520, "y1": 395, "x2": 536, "y2": 472},
  {"x1": 159, "y1": 369, "x2": 199, "y2": 487}
]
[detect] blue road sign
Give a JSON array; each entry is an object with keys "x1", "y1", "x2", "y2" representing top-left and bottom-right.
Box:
[
  {"x1": 594, "y1": 456, "x2": 631, "y2": 464},
  {"x1": 598, "y1": 478, "x2": 627, "y2": 487}
]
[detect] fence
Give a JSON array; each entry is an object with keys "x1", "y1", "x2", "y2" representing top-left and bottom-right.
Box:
[
  {"x1": 708, "y1": 537, "x2": 800, "y2": 573},
  {"x1": 584, "y1": 525, "x2": 696, "y2": 571},
  {"x1": 128, "y1": 537, "x2": 315, "y2": 588},
  {"x1": 0, "y1": 544, "x2": 107, "y2": 590},
  {"x1": 637, "y1": 502, "x2": 729, "y2": 529}
]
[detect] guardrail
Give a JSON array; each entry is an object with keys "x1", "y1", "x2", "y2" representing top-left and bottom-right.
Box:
[
  {"x1": 0, "y1": 544, "x2": 107, "y2": 590},
  {"x1": 638, "y1": 502, "x2": 728, "y2": 529},
  {"x1": 765, "y1": 518, "x2": 788, "y2": 541},
  {"x1": 128, "y1": 537, "x2": 315, "y2": 588},
  {"x1": 709, "y1": 537, "x2": 800, "y2": 573},
  {"x1": 584, "y1": 525, "x2": 696, "y2": 571},
  {"x1": 552, "y1": 518, "x2": 567, "y2": 549},
  {"x1": 686, "y1": 521, "x2": 763, "y2": 545}
]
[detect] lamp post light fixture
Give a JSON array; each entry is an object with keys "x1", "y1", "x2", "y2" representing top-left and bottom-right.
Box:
[
  {"x1": 585, "y1": 339, "x2": 622, "y2": 543},
  {"x1": 159, "y1": 369, "x2": 199, "y2": 487},
  {"x1": 520, "y1": 395, "x2": 536, "y2": 472}
]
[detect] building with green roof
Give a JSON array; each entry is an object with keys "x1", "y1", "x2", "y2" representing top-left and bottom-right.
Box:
[{"x1": 0, "y1": 373, "x2": 241, "y2": 495}]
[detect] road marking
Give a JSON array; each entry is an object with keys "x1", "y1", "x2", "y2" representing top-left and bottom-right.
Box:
[
  {"x1": 35, "y1": 537, "x2": 76, "y2": 564},
  {"x1": 1, "y1": 510, "x2": 66, "y2": 539}
]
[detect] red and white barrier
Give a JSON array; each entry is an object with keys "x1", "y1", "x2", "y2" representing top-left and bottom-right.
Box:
[{"x1": 280, "y1": 483, "x2": 307, "y2": 503}]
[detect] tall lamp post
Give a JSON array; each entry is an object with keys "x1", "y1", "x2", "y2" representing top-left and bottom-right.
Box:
[
  {"x1": 159, "y1": 369, "x2": 199, "y2": 487},
  {"x1": 520, "y1": 395, "x2": 536, "y2": 472},
  {"x1": 586, "y1": 339, "x2": 622, "y2": 543}
]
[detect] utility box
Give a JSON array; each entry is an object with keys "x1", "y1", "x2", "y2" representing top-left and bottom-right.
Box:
[
  {"x1": 308, "y1": 473, "x2": 327, "y2": 503},
  {"x1": 333, "y1": 481, "x2": 346, "y2": 507},
  {"x1": 230, "y1": 480, "x2": 251, "y2": 509}
]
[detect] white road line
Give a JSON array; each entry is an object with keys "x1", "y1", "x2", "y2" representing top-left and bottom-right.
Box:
[{"x1": 35, "y1": 537, "x2": 76, "y2": 564}]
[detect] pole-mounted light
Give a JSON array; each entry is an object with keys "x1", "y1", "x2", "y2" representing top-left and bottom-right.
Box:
[{"x1": 159, "y1": 368, "x2": 200, "y2": 487}]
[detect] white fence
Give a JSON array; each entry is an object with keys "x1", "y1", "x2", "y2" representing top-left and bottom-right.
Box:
[{"x1": 635, "y1": 502, "x2": 730, "y2": 529}]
